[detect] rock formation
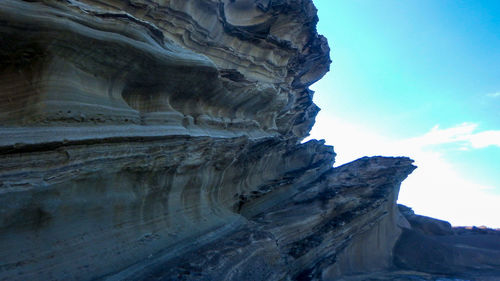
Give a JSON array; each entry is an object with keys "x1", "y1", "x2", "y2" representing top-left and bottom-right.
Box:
[
  {"x1": 0, "y1": 0, "x2": 498, "y2": 280},
  {"x1": 392, "y1": 205, "x2": 500, "y2": 281}
]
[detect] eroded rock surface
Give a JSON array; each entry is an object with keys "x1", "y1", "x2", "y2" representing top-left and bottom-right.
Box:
[
  {"x1": 0, "y1": 1, "x2": 498, "y2": 281},
  {"x1": 392, "y1": 205, "x2": 500, "y2": 280}
]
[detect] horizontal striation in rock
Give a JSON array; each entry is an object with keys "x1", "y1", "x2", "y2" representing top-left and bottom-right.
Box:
[
  {"x1": 0, "y1": 134, "x2": 337, "y2": 280},
  {"x1": 0, "y1": 1, "x2": 334, "y2": 279},
  {"x1": 0, "y1": 0, "x2": 329, "y2": 140},
  {"x1": 4, "y1": 1, "x2": 490, "y2": 281}
]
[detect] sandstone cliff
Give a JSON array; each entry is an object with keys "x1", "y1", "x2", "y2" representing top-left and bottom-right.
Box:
[{"x1": 0, "y1": 1, "x2": 498, "y2": 280}]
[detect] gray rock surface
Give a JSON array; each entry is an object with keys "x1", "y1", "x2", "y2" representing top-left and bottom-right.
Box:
[
  {"x1": 0, "y1": 1, "x2": 498, "y2": 281},
  {"x1": 393, "y1": 205, "x2": 500, "y2": 280}
]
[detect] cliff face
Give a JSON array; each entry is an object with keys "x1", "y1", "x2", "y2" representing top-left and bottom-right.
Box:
[
  {"x1": 0, "y1": 0, "x2": 328, "y2": 137},
  {"x1": 0, "y1": 1, "x2": 497, "y2": 281}
]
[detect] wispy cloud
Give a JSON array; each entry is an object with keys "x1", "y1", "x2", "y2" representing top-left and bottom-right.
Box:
[
  {"x1": 486, "y1": 92, "x2": 500, "y2": 98},
  {"x1": 306, "y1": 115, "x2": 500, "y2": 227},
  {"x1": 406, "y1": 122, "x2": 500, "y2": 149}
]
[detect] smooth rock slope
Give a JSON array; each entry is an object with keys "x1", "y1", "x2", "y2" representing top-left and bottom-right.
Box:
[{"x1": 0, "y1": 1, "x2": 498, "y2": 280}]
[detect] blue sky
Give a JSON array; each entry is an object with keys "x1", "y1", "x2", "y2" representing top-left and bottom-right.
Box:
[{"x1": 309, "y1": 0, "x2": 500, "y2": 227}]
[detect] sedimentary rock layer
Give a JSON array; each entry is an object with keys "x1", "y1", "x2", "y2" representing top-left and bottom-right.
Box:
[
  {"x1": 1, "y1": 1, "x2": 498, "y2": 281},
  {"x1": 0, "y1": 0, "x2": 334, "y2": 279},
  {"x1": 0, "y1": 0, "x2": 328, "y2": 139}
]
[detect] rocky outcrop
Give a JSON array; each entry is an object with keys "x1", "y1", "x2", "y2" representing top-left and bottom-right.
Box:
[
  {"x1": 0, "y1": 1, "x2": 498, "y2": 281},
  {"x1": 336, "y1": 207, "x2": 500, "y2": 281},
  {"x1": 103, "y1": 156, "x2": 416, "y2": 281},
  {"x1": 0, "y1": 0, "x2": 328, "y2": 139},
  {"x1": 392, "y1": 205, "x2": 500, "y2": 280}
]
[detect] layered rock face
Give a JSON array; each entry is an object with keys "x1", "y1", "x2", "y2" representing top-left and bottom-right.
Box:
[{"x1": 0, "y1": 1, "x2": 498, "y2": 281}]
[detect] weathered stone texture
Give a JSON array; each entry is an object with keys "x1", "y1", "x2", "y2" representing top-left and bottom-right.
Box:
[{"x1": 1, "y1": 1, "x2": 498, "y2": 281}]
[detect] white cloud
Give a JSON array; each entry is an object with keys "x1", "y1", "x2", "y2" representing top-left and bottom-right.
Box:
[
  {"x1": 468, "y1": 130, "x2": 500, "y2": 148},
  {"x1": 306, "y1": 114, "x2": 500, "y2": 228},
  {"x1": 405, "y1": 122, "x2": 500, "y2": 149},
  {"x1": 486, "y1": 92, "x2": 500, "y2": 98}
]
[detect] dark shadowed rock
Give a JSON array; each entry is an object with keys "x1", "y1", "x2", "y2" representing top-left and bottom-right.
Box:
[{"x1": 393, "y1": 205, "x2": 500, "y2": 280}]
